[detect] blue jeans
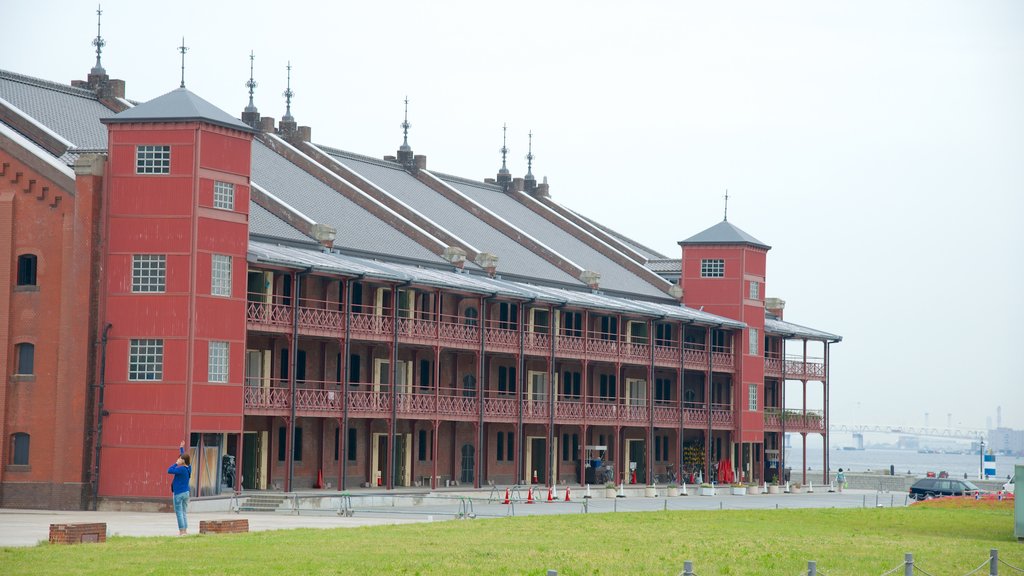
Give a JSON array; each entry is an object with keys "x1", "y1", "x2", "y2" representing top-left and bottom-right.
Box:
[{"x1": 173, "y1": 491, "x2": 190, "y2": 531}]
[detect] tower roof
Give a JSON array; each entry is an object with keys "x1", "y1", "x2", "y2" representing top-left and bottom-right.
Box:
[
  {"x1": 103, "y1": 87, "x2": 253, "y2": 132},
  {"x1": 678, "y1": 220, "x2": 770, "y2": 250}
]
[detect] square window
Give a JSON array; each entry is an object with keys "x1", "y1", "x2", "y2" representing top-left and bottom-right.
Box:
[
  {"x1": 749, "y1": 281, "x2": 759, "y2": 300},
  {"x1": 129, "y1": 339, "x2": 163, "y2": 381},
  {"x1": 700, "y1": 259, "x2": 725, "y2": 278},
  {"x1": 213, "y1": 181, "x2": 235, "y2": 210},
  {"x1": 208, "y1": 341, "x2": 229, "y2": 383},
  {"x1": 132, "y1": 255, "x2": 166, "y2": 292},
  {"x1": 211, "y1": 254, "x2": 232, "y2": 296},
  {"x1": 136, "y1": 145, "x2": 171, "y2": 174}
]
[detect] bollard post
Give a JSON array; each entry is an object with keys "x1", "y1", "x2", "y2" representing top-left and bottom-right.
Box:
[
  {"x1": 682, "y1": 560, "x2": 694, "y2": 576},
  {"x1": 904, "y1": 553, "x2": 913, "y2": 576},
  {"x1": 990, "y1": 549, "x2": 998, "y2": 576},
  {"x1": 664, "y1": 499, "x2": 668, "y2": 511},
  {"x1": 547, "y1": 570, "x2": 558, "y2": 576},
  {"x1": 808, "y1": 560, "x2": 817, "y2": 576}
]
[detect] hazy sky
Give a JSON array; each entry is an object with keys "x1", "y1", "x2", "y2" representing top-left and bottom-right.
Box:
[{"x1": 5, "y1": 1, "x2": 1023, "y2": 430}]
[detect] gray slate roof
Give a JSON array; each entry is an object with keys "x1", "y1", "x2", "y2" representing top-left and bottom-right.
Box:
[
  {"x1": 103, "y1": 87, "x2": 252, "y2": 132},
  {"x1": 249, "y1": 201, "x2": 317, "y2": 244},
  {"x1": 645, "y1": 259, "x2": 682, "y2": 273},
  {"x1": 440, "y1": 176, "x2": 670, "y2": 299},
  {"x1": 765, "y1": 317, "x2": 842, "y2": 342},
  {"x1": 323, "y1": 149, "x2": 581, "y2": 285},
  {"x1": 679, "y1": 220, "x2": 770, "y2": 250},
  {"x1": 566, "y1": 206, "x2": 669, "y2": 260},
  {"x1": 250, "y1": 141, "x2": 445, "y2": 265},
  {"x1": 0, "y1": 70, "x2": 115, "y2": 151}
]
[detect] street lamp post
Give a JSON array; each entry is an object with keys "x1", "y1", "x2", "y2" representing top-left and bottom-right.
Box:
[{"x1": 978, "y1": 437, "x2": 985, "y2": 480}]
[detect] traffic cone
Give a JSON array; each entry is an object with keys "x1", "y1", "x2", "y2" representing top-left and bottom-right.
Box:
[
  {"x1": 315, "y1": 468, "x2": 324, "y2": 489},
  {"x1": 526, "y1": 487, "x2": 535, "y2": 504},
  {"x1": 584, "y1": 484, "x2": 592, "y2": 499},
  {"x1": 532, "y1": 469, "x2": 538, "y2": 484},
  {"x1": 502, "y1": 488, "x2": 510, "y2": 504},
  {"x1": 828, "y1": 481, "x2": 836, "y2": 493},
  {"x1": 808, "y1": 481, "x2": 814, "y2": 493},
  {"x1": 565, "y1": 486, "x2": 572, "y2": 502},
  {"x1": 680, "y1": 482, "x2": 687, "y2": 496},
  {"x1": 617, "y1": 483, "x2": 626, "y2": 498},
  {"x1": 547, "y1": 486, "x2": 554, "y2": 502}
]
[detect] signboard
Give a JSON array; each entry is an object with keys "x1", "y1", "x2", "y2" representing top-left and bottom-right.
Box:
[{"x1": 1015, "y1": 464, "x2": 1023, "y2": 542}]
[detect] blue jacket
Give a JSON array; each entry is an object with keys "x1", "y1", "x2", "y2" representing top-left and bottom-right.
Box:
[{"x1": 168, "y1": 447, "x2": 191, "y2": 495}]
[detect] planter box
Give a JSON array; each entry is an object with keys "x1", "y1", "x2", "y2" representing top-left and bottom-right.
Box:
[
  {"x1": 767, "y1": 485, "x2": 782, "y2": 494},
  {"x1": 667, "y1": 487, "x2": 680, "y2": 497},
  {"x1": 731, "y1": 486, "x2": 747, "y2": 496},
  {"x1": 644, "y1": 486, "x2": 657, "y2": 498},
  {"x1": 790, "y1": 486, "x2": 805, "y2": 494},
  {"x1": 746, "y1": 484, "x2": 761, "y2": 495},
  {"x1": 604, "y1": 488, "x2": 618, "y2": 498},
  {"x1": 699, "y1": 486, "x2": 716, "y2": 496}
]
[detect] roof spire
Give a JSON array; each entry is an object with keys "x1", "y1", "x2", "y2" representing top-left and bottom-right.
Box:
[
  {"x1": 399, "y1": 96, "x2": 411, "y2": 152},
  {"x1": 177, "y1": 37, "x2": 189, "y2": 89},
  {"x1": 525, "y1": 131, "x2": 535, "y2": 180},
  {"x1": 282, "y1": 61, "x2": 295, "y2": 122},
  {"x1": 91, "y1": 5, "x2": 106, "y2": 75},
  {"x1": 245, "y1": 51, "x2": 258, "y2": 113},
  {"x1": 723, "y1": 189, "x2": 729, "y2": 221}
]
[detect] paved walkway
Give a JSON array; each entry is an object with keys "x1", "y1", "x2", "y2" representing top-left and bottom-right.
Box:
[{"x1": 0, "y1": 488, "x2": 901, "y2": 548}]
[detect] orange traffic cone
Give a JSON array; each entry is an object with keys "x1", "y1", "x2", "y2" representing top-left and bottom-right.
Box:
[
  {"x1": 314, "y1": 468, "x2": 324, "y2": 489},
  {"x1": 565, "y1": 486, "x2": 572, "y2": 502},
  {"x1": 547, "y1": 486, "x2": 554, "y2": 502},
  {"x1": 532, "y1": 469, "x2": 538, "y2": 484},
  {"x1": 526, "y1": 487, "x2": 535, "y2": 504},
  {"x1": 502, "y1": 488, "x2": 510, "y2": 504}
]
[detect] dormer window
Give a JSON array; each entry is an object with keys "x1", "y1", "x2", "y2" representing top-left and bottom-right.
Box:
[
  {"x1": 701, "y1": 259, "x2": 725, "y2": 278},
  {"x1": 136, "y1": 145, "x2": 170, "y2": 174}
]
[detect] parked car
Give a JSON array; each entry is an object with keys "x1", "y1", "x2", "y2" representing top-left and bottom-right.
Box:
[
  {"x1": 1003, "y1": 475, "x2": 1015, "y2": 494},
  {"x1": 908, "y1": 478, "x2": 981, "y2": 500}
]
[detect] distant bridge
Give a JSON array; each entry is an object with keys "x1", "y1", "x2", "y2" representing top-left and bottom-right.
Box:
[{"x1": 828, "y1": 424, "x2": 986, "y2": 441}]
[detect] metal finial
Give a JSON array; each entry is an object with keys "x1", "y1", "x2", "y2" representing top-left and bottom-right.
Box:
[
  {"x1": 245, "y1": 51, "x2": 258, "y2": 111},
  {"x1": 724, "y1": 189, "x2": 729, "y2": 221},
  {"x1": 91, "y1": 5, "x2": 106, "y2": 74},
  {"x1": 499, "y1": 123, "x2": 509, "y2": 173},
  {"x1": 282, "y1": 61, "x2": 294, "y2": 122},
  {"x1": 525, "y1": 131, "x2": 535, "y2": 179},
  {"x1": 400, "y1": 96, "x2": 411, "y2": 151},
  {"x1": 178, "y1": 37, "x2": 189, "y2": 88}
]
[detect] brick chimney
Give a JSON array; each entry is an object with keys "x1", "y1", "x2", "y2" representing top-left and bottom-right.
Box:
[
  {"x1": 260, "y1": 117, "x2": 276, "y2": 133},
  {"x1": 312, "y1": 223, "x2": 336, "y2": 250},
  {"x1": 474, "y1": 252, "x2": 499, "y2": 277},
  {"x1": 579, "y1": 270, "x2": 600, "y2": 291},
  {"x1": 765, "y1": 297, "x2": 785, "y2": 319},
  {"x1": 443, "y1": 246, "x2": 467, "y2": 270}
]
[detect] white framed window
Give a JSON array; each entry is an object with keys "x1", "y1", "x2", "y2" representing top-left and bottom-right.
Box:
[
  {"x1": 749, "y1": 281, "x2": 759, "y2": 300},
  {"x1": 748, "y1": 383, "x2": 758, "y2": 411},
  {"x1": 208, "y1": 341, "x2": 229, "y2": 383},
  {"x1": 700, "y1": 259, "x2": 725, "y2": 278},
  {"x1": 213, "y1": 181, "x2": 235, "y2": 210},
  {"x1": 211, "y1": 254, "x2": 232, "y2": 296},
  {"x1": 136, "y1": 145, "x2": 170, "y2": 174},
  {"x1": 129, "y1": 339, "x2": 163, "y2": 381},
  {"x1": 132, "y1": 254, "x2": 166, "y2": 292},
  {"x1": 749, "y1": 328, "x2": 759, "y2": 355}
]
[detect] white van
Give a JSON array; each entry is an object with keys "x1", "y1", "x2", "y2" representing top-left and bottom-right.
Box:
[{"x1": 1002, "y1": 475, "x2": 1015, "y2": 494}]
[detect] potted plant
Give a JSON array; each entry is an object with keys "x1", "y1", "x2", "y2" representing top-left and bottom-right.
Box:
[
  {"x1": 699, "y1": 483, "x2": 716, "y2": 496},
  {"x1": 730, "y1": 482, "x2": 746, "y2": 496},
  {"x1": 767, "y1": 476, "x2": 782, "y2": 494},
  {"x1": 667, "y1": 483, "x2": 680, "y2": 497},
  {"x1": 644, "y1": 484, "x2": 658, "y2": 498},
  {"x1": 746, "y1": 482, "x2": 761, "y2": 495},
  {"x1": 604, "y1": 482, "x2": 617, "y2": 498},
  {"x1": 790, "y1": 482, "x2": 804, "y2": 494}
]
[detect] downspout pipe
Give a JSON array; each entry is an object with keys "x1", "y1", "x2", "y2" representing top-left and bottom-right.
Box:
[
  {"x1": 288, "y1": 267, "x2": 313, "y2": 493},
  {"x1": 92, "y1": 322, "x2": 113, "y2": 510}
]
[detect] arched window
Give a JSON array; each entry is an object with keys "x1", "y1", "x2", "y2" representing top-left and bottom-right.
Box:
[
  {"x1": 15, "y1": 343, "x2": 34, "y2": 375},
  {"x1": 10, "y1": 433, "x2": 29, "y2": 465},
  {"x1": 459, "y1": 443, "x2": 475, "y2": 484},
  {"x1": 463, "y1": 306, "x2": 478, "y2": 326},
  {"x1": 17, "y1": 254, "x2": 37, "y2": 286},
  {"x1": 462, "y1": 374, "x2": 476, "y2": 397}
]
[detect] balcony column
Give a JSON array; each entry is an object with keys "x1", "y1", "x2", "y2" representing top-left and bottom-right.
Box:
[
  {"x1": 515, "y1": 303, "x2": 525, "y2": 484},
  {"x1": 647, "y1": 319, "x2": 655, "y2": 485},
  {"x1": 547, "y1": 304, "x2": 557, "y2": 487},
  {"x1": 340, "y1": 278, "x2": 352, "y2": 490},
  {"x1": 431, "y1": 419, "x2": 440, "y2": 490},
  {"x1": 704, "y1": 325, "x2": 712, "y2": 483},
  {"x1": 613, "y1": 425, "x2": 622, "y2": 485},
  {"x1": 286, "y1": 271, "x2": 303, "y2": 493},
  {"x1": 822, "y1": 340, "x2": 831, "y2": 485},
  {"x1": 801, "y1": 432, "x2": 808, "y2": 484},
  {"x1": 678, "y1": 321, "x2": 687, "y2": 476},
  {"x1": 387, "y1": 284, "x2": 401, "y2": 490},
  {"x1": 476, "y1": 296, "x2": 487, "y2": 489}
]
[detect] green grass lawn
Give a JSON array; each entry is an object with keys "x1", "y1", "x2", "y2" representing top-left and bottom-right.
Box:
[{"x1": 2, "y1": 504, "x2": 1020, "y2": 575}]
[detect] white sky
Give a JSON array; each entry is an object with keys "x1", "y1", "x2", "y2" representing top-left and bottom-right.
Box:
[{"x1": 5, "y1": 1, "x2": 1023, "y2": 430}]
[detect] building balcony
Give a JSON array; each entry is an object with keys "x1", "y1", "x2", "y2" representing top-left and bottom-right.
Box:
[
  {"x1": 246, "y1": 295, "x2": 735, "y2": 371},
  {"x1": 764, "y1": 355, "x2": 826, "y2": 381},
  {"x1": 763, "y1": 408, "x2": 825, "y2": 434},
  {"x1": 243, "y1": 380, "x2": 735, "y2": 430}
]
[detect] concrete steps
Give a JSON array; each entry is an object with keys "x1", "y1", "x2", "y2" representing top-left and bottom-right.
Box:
[{"x1": 237, "y1": 493, "x2": 288, "y2": 512}]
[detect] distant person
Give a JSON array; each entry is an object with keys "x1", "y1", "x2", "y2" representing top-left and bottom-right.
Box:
[
  {"x1": 168, "y1": 440, "x2": 192, "y2": 535},
  {"x1": 836, "y1": 468, "x2": 846, "y2": 492}
]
